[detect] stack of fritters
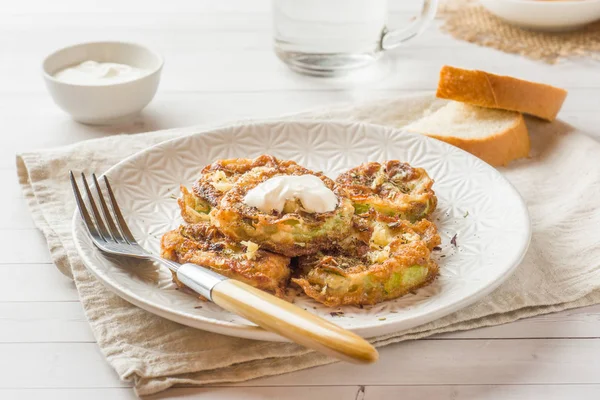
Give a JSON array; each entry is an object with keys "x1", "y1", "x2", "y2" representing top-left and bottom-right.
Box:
[{"x1": 160, "y1": 155, "x2": 440, "y2": 306}]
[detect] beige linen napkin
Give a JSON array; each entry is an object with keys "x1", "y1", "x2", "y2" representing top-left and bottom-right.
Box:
[{"x1": 17, "y1": 95, "x2": 600, "y2": 396}]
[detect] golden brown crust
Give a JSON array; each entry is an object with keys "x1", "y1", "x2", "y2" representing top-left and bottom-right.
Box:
[
  {"x1": 293, "y1": 258, "x2": 438, "y2": 308},
  {"x1": 160, "y1": 223, "x2": 291, "y2": 298},
  {"x1": 408, "y1": 218, "x2": 443, "y2": 251},
  {"x1": 178, "y1": 186, "x2": 211, "y2": 223},
  {"x1": 210, "y1": 165, "x2": 354, "y2": 257},
  {"x1": 336, "y1": 161, "x2": 437, "y2": 222},
  {"x1": 292, "y1": 213, "x2": 441, "y2": 307},
  {"x1": 421, "y1": 112, "x2": 530, "y2": 167},
  {"x1": 436, "y1": 65, "x2": 567, "y2": 121},
  {"x1": 193, "y1": 155, "x2": 283, "y2": 207}
]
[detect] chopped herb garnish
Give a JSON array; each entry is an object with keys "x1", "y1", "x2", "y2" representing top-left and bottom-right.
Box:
[
  {"x1": 433, "y1": 246, "x2": 442, "y2": 251},
  {"x1": 330, "y1": 311, "x2": 344, "y2": 317},
  {"x1": 378, "y1": 317, "x2": 387, "y2": 321},
  {"x1": 463, "y1": 211, "x2": 469, "y2": 218},
  {"x1": 451, "y1": 234, "x2": 458, "y2": 247}
]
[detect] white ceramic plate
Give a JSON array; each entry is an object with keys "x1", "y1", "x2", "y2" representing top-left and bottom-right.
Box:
[
  {"x1": 480, "y1": 0, "x2": 600, "y2": 31},
  {"x1": 73, "y1": 120, "x2": 531, "y2": 341}
]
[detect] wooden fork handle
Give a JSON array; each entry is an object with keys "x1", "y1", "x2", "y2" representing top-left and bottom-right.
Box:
[{"x1": 211, "y1": 279, "x2": 379, "y2": 364}]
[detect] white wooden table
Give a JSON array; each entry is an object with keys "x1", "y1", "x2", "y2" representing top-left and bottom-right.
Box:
[{"x1": 2, "y1": 1, "x2": 600, "y2": 399}]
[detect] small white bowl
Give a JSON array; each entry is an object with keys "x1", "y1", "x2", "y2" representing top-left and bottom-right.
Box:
[
  {"x1": 42, "y1": 41, "x2": 163, "y2": 125},
  {"x1": 480, "y1": 0, "x2": 600, "y2": 31}
]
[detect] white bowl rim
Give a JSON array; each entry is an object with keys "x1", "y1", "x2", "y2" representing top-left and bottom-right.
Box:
[{"x1": 41, "y1": 40, "x2": 164, "y2": 88}]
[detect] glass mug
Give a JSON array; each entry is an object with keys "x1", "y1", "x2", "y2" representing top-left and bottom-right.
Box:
[{"x1": 273, "y1": 0, "x2": 438, "y2": 76}]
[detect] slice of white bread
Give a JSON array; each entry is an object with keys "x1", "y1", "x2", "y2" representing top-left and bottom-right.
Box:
[
  {"x1": 436, "y1": 65, "x2": 567, "y2": 121},
  {"x1": 405, "y1": 101, "x2": 530, "y2": 166}
]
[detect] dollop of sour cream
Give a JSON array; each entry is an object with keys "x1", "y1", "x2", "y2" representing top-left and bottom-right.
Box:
[
  {"x1": 53, "y1": 60, "x2": 148, "y2": 85},
  {"x1": 243, "y1": 175, "x2": 338, "y2": 214}
]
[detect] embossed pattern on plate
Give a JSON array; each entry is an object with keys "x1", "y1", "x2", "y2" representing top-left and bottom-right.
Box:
[{"x1": 72, "y1": 120, "x2": 531, "y2": 341}]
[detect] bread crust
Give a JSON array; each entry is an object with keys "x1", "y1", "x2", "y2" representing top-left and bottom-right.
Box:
[{"x1": 436, "y1": 65, "x2": 567, "y2": 121}]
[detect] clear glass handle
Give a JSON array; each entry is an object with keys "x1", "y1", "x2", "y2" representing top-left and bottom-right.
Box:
[{"x1": 380, "y1": 0, "x2": 439, "y2": 50}]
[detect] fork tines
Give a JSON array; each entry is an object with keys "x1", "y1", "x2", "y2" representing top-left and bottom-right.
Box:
[{"x1": 70, "y1": 172, "x2": 137, "y2": 246}]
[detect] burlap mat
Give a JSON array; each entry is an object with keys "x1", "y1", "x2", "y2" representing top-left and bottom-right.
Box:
[
  {"x1": 439, "y1": 0, "x2": 600, "y2": 63},
  {"x1": 16, "y1": 94, "x2": 600, "y2": 396}
]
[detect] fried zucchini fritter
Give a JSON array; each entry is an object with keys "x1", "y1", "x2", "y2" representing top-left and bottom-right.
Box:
[
  {"x1": 160, "y1": 222, "x2": 291, "y2": 298},
  {"x1": 336, "y1": 161, "x2": 437, "y2": 222},
  {"x1": 179, "y1": 156, "x2": 298, "y2": 223},
  {"x1": 210, "y1": 166, "x2": 355, "y2": 257},
  {"x1": 178, "y1": 186, "x2": 211, "y2": 223},
  {"x1": 192, "y1": 155, "x2": 292, "y2": 207},
  {"x1": 292, "y1": 212, "x2": 441, "y2": 307}
]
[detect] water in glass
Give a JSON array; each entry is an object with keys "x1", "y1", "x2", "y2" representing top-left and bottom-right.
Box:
[{"x1": 273, "y1": 0, "x2": 389, "y2": 76}]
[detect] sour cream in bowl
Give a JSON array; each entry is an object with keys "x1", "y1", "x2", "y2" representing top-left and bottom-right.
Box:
[
  {"x1": 42, "y1": 42, "x2": 163, "y2": 125},
  {"x1": 53, "y1": 60, "x2": 150, "y2": 86}
]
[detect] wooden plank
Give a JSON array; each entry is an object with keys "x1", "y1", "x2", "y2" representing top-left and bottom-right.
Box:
[
  {"x1": 5, "y1": 0, "x2": 272, "y2": 14},
  {"x1": 5, "y1": 0, "x2": 424, "y2": 15},
  {"x1": 0, "y1": 389, "x2": 139, "y2": 400},
  {"x1": 244, "y1": 338, "x2": 600, "y2": 386},
  {"x1": 2, "y1": 168, "x2": 36, "y2": 228},
  {"x1": 2, "y1": 385, "x2": 600, "y2": 400},
  {"x1": 0, "y1": 231, "x2": 52, "y2": 264},
  {"x1": 3, "y1": 195, "x2": 36, "y2": 230},
  {"x1": 0, "y1": 343, "x2": 128, "y2": 388},
  {"x1": 0, "y1": 387, "x2": 358, "y2": 400},
  {"x1": 149, "y1": 386, "x2": 360, "y2": 400},
  {"x1": 364, "y1": 385, "x2": 600, "y2": 400},
  {"x1": 2, "y1": 339, "x2": 600, "y2": 388},
  {"x1": 442, "y1": 305, "x2": 600, "y2": 339},
  {"x1": 0, "y1": 302, "x2": 93, "y2": 343},
  {"x1": 0, "y1": 264, "x2": 77, "y2": 301},
  {"x1": 4, "y1": 1, "x2": 420, "y2": 16},
  {"x1": 2, "y1": 169, "x2": 25, "y2": 197},
  {"x1": 2, "y1": 167, "x2": 37, "y2": 231}
]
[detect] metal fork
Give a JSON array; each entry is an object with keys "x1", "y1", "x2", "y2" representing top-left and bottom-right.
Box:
[
  {"x1": 70, "y1": 172, "x2": 223, "y2": 299},
  {"x1": 70, "y1": 172, "x2": 378, "y2": 364}
]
